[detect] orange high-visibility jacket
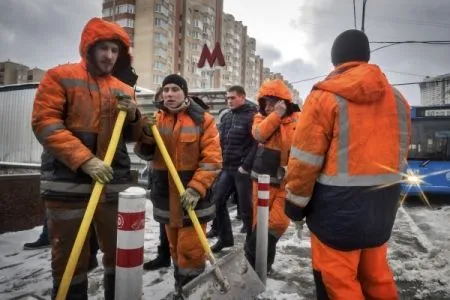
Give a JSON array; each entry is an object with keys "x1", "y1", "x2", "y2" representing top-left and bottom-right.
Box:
[
  {"x1": 251, "y1": 79, "x2": 300, "y2": 186},
  {"x1": 32, "y1": 18, "x2": 144, "y2": 201},
  {"x1": 136, "y1": 101, "x2": 222, "y2": 227},
  {"x1": 285, "y1": 62, "x2": 411, "y2": 250}
]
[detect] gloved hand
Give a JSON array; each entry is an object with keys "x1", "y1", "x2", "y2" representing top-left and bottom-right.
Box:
[
  {"x1": 81, "y1": 157, "x2": 113, "y2": 184},
  {"x1": 237, "y1": 166, "x2": 248, "y2": 174},
  {"x1": 294, "y1": 220, "x2": 305, "y2": 239},
  {"x1": 274, "y1": 100, "x2": 287, "y2": 117},
  {"x1": 143, "y1": 114, "x2": 157, "y2": 136},
  {"x1": 116, "y1": 92, "x2": 137, "y2": 122},
  {"x1": 180, "y1": 188, "x2": 201, "y2": 210}
]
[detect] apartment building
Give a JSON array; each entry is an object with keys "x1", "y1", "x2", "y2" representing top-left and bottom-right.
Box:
[
  {"x1": 101, "y1": 0, "x2": 298, "y2": 97},
  {"x1": 0, "y1": 61, "x2": 45, "y2": 85},
  {"x1": 420, "y1": 74, "x2": 450, "y2": 106}
]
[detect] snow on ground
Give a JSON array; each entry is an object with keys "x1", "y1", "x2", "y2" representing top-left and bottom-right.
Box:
[{"x1": 0, "y1": 202, "x2": 449, "y2": 299}]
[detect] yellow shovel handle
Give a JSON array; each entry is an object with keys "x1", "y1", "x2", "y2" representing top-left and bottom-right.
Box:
[
  {"x1": 150, "y1": 124, "x2": 215, "y2": 263},
  {"x1": 56, "y1": 110, "x2": 127, "y2": 300}
]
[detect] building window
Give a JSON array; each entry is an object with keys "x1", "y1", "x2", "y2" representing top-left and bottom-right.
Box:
[
  {"x1": 116, "y1": 4, "x2": 135, "y2": 14},
  {"x1": 154, "y1": 47, "x2": 165, "y2": 57},
  {"x1": 153, "y1": 61, "x2": 165, "y2": 70},
  {"x1": 155, "y1": 18, "x2": 168, "y2": 29},
  {"x1": 154, "y1": 4, "x2": 169, "y2": 16},
  {"x1": 102, "y1": 8, "x2": 112, "y2": 17},
  {"x1": 153, "y1": 75, "x2": 164, "y2": 84},
  {"x1": 154, "y1": 33, "x2": 168, "y2": 45},
  {"x1": 116, "y1": 18, "x2": 134, "y2": 28}
]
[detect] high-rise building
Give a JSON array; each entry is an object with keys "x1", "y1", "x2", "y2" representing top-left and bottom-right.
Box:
[
  {"x1": 420, "y1": 74, "x2": 450, "y2": 106},
  {"x1": 101, "y1": 0, "x2": 299, "y2": 97}
]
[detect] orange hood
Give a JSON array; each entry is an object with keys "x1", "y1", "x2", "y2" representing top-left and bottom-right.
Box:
[
  {"x1": 314, "y1": 62, "x2": 388, "y2": 103},
  {"x1": 79, "y1": 17, "x2": 131, "y2": 70},
  {"x1": 257, "y1": 79, "x2": 293, "y2": 104}
]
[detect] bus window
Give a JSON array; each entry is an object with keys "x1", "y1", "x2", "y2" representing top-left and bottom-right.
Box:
[{"x1": 409, "y1": 119, "x2": 450, "y2": 161}]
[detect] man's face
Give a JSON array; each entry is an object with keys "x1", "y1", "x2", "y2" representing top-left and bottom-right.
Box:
[
  {"x1": 226, "y1": 91, "x2": 245, "y2": 110},
  {"x1": 264, "y1": 98, "x2": 278, "y2": 115},
  {"x1": 92, "y1": 41, "x2": 119, "y2": 75},
  {"x1": 163, "y1": 84, "x2": 185, "y2": 109}
]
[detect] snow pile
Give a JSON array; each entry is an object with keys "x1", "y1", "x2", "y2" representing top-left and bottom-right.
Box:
[{"x1": 0, "y1": 204, "x2": 449, "y2": 299}]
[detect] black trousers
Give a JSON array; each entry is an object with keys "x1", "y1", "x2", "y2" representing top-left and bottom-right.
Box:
[{"x1": 213, "y1": 170, "x2": 253, "y2": 243}]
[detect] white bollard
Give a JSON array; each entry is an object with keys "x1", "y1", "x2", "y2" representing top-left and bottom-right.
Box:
[
  {"x1": 255, "y1": 174, "x2": 270, "y2": 285},
  {"x1": 115, "y1": 186, "x2": 147, "y2": 300}
]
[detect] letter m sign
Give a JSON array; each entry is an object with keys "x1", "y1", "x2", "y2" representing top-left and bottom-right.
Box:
[{"x1": 197, "y1": 42, "x2": 226, "y2": 68}]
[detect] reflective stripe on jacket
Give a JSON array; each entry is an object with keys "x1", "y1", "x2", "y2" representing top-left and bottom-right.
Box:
[{"x1": 285, "y1": 62, "x2": 411, "y2": 250}]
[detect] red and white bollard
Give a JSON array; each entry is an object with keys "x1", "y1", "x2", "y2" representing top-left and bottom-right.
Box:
[
  {"x1": 115, "y1": 187, "x2": 147, "y2": 300},
  {"x1": 255, "y1": 174, "x2": 270, "y2": 285}
]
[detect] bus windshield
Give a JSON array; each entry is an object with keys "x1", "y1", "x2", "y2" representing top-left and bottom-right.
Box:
[{"x1": 408, "y1": 119, "x2": 450, "y2": 161}]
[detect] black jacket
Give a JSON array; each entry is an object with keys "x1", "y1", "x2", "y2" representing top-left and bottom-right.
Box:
[{"x1": 219, "y1": 102, "x2": 257, "y2": 172}]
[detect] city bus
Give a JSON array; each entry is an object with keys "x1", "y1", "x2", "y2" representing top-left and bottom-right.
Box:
[{"x1": 402, "y1": 105, "x2": 450, "y2": 197}]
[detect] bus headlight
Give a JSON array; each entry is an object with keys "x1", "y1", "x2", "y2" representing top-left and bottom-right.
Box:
[{"x1": 406, "y1": 174, "x2": 421, "y2": 185}]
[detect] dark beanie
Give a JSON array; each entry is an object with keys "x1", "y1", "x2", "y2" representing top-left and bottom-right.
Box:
[
  {"x1": 331, "y1": 29, "x2": 370, "y2": 66},
  {"x1": 162, "y1": 74, "x2": 188, "y2": 96}
]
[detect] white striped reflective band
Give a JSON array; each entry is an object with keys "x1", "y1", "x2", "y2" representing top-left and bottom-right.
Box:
[
  {"x1": 41, "y1": 181, "x2": 132, "y2": 193},
  {"x1": 254, "y1": 127, "x2": 264, "y2": 142},
  {"x1": 317, "y1": 173, "x2": 402, "y2": 187},
  {"x1": 290, "y1": 146, "x2": 324, "y2": 167},
  {"x1": 199, "y1": 162, "x2": 221, "y2": 171},
  {"x1": 46, "y1": 208, "x2": 85, "y2": 220},
  {"x1": 317, "y1": 94, "x2": 406, "y2": 187},
  {"x1": 286, "y1": 189, "x2": 310, "y2": 207},
  {"x1": 36, "y1": 123, "x2": 65, "y2": 144},
  {"x1": 117, "y1": 230, "x2": 145, "y2": 250}
]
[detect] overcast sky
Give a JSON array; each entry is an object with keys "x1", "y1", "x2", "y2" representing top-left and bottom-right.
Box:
[{"x1": 1, "y1": 0, "x2": 450, "y2": 105}]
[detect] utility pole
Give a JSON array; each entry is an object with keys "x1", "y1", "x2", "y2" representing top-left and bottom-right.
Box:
[
  {"x1": 353, "y1": 0, "x2": 357, "y2": 29},
  {"x1": 112, "y1": 0, "x2": 116, "y2": 21},
  {"x1": 361, "y1": 0, "x2": 368, "y2": 32}
]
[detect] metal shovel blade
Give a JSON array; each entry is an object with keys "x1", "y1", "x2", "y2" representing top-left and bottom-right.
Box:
[{"x1": 181, "y1": 248, "x2": 265, "y2": 299}]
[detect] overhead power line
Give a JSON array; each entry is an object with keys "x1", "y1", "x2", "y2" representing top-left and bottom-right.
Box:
[{"x1": 370, "y1": 40, "x2": 450, "y2": 53}]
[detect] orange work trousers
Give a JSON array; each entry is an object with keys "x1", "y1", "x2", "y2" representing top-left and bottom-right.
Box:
[
  {"x1": 251, "y1": 181, "x2": 290, "y2": 237},
  {"x1": 165, "y1": 224, "x2": 207, "y2": 276},
  {"x1": 311, "y1": 234, "x2": 398, "y2": 300}
]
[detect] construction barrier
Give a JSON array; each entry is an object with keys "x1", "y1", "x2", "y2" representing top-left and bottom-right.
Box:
[
  {"x1": 115, "y1": 186, "x2": 147, "y2": 300},
  {"x1": 255, "y1": 174, "x2": 270, "y2": 285}
]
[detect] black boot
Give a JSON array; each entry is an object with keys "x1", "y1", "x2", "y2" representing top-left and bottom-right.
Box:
[
  {"x1": 211, "y1": 239, "x2": 234, "y2": 253},
  {"x1": 143, "y1": 246, "x2": 171, "y2": 270},
  {"x1": 23, "y1": 236, "x2": 50, "y2": 250},
  {"x1": 104, "y1": 273, "x2": 115, "y2": 300},
  {"x1": 244, "y1": 230, "x2": 279, "y2": 271},
  {"x1": 52, "y1": 280, "x2": 88, "y2": 300},
  {"x1": 206, "y1": 228, "x2": 218, "y2": 238},
  {"x1": 88, "y1": 254, "x2": 98, "y2": 272}
]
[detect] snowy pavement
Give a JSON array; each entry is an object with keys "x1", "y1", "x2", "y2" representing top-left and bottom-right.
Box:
[{"x1": 0, "y1": 201, "x2": 449, "y2": 299}]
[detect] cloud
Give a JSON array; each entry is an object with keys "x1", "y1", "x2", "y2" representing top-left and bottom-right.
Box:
[
  {"x1": 288, "y1": 0, "x2": 450, "y2": 105},
  {"x1": 256, "y1": 44, "x2": 283, "y2": 67},
  {"x1": 0, "y1": 0, "x2": 101, "y2": 69}
]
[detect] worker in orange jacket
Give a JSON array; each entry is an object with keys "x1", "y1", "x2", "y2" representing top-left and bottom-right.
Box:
[
  {"x1": 135, "y1": 74, "x2": 222, "y2": 298},
  {"x1": 32, "y1": 18, "x2": 143, "y2": 299},
  {"x1": 244, "y1": 79, "x2": 300, "y2": 273},
  {"x1": 285, "y1": 29, "x2": 411, "y2": 299}
]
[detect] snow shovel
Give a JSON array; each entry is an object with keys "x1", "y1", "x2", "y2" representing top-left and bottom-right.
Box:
[
  {"x1": 56, "y1": 94, "x2": 130, "y2": 300},
  {"x1": 151, "y1": 124, "x2": 265, "y2": 299}
]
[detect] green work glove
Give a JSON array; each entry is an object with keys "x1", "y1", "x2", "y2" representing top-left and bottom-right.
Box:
[
  {"x1": 143, "y1": 114, "x2": 157, "y2": 136},
  {"x1": 180, "y1": 188, "x2": 201, "y2": 210},
  {"x1": 116, "y1": 92, "x2": 137, "y2": 122},
  {"x1": 81, "y1": 157, "x2": 113, "y2": 184}
]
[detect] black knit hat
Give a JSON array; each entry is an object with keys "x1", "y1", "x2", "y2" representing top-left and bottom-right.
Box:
[
  {"x1": 162, "y1": 74, "x2": 188, "y2": 96},
  {"x1": 331, "y1": 29, "x2": 370, "y2": 66}
]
